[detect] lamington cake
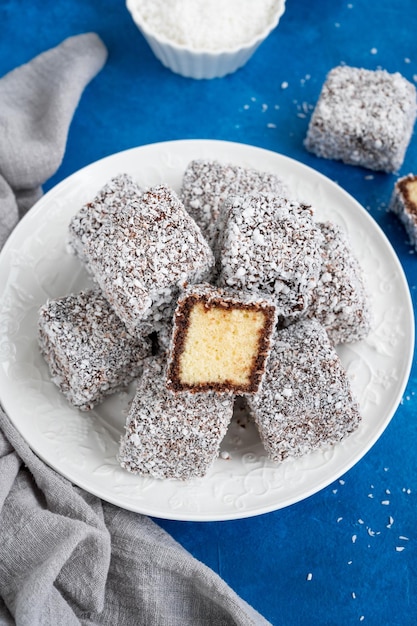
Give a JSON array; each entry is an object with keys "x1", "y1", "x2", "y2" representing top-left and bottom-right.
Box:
[
  {"x1": 304, "y1": 65, "x2": 417, "y2": 172},
  {"x1": 68, "y1": 173, "x2": 143, "y2": 265},
  {"x1": 304, "y1": 221, "x2": 372, "y2": 344},
  {"x1": 118, "y1": 354, "x2": 234, "y2": 480},
  {"x1": 246, "y1": 319, "x2": 361, "y2": 462},
  {"x1": 390, "y1": 173, "x2": 417, "y2": 250},
  {"x1": 181, "y1": 159, "x2": 289, "y2": 247},
  {"x1": 38, "y1": 289, "x2": 152, "y2": 411},
  {"x1": 82, "y1": 184, "x2": 214, "y2": 333},
  {"x1": 217, "y1": 193, "x2": 324, "y2": 318},
  {"x1": 166, "y1": 283, "x2": 277, "y2": 394}
]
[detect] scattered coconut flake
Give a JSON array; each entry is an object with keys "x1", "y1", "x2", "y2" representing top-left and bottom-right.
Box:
[
  {"x1": 281, "y1": 81, "x2": 289, "y2": 89},
  {"x1": 396, "y1": 546, "x2": 405, "y2": 552},
  {"x1": 352, "y1": 534, "x2": 357, "y2": 543},
  {"x1": 306, "y1": 572, "x2": 313, "y2": 581}
]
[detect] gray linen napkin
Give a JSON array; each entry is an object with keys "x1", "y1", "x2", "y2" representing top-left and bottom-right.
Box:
[{"x1": 0, "y1": 35, "x2": 271, "y2": 626}]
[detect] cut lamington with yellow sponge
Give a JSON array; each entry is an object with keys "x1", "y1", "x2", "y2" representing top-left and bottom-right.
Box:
[
  {"x1": 166, "y1": 284, "x2": 277, "y2": 394},
  {"x1": 390, "y1": 174, "x2": 417, "y2": 250}
]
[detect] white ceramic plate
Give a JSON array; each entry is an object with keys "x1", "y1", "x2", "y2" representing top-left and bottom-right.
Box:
[{"x1": 0, "y1": 140, "x2": 413, "y2": 521}]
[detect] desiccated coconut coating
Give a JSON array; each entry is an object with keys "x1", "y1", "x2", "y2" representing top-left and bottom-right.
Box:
[
  {"x1": 83, "y1": 184, "x2": 214, "y2": 334},
  {"x1": 166, "y1": 283, "x2": 277, "y2": 394},
  {"x1": 180, "y1": 159, "x2": 289, "y2": 247},
  {"x1": 217, "y1": 193, "x2": 324, "y2": 318},
  {"x1": 390, "y1": 173, "x2": 417, "y2": 250},
  {"x1": 118, "y1": 354, "x2": 234, "y2": 480},
  {"x1": 246, "y1": 319, "x2": 361, "y2": 463},
  {"x1": 304, "y1": 65, "x2": 417, "y2": 172},
  {"x1": 304, "y1": 221, "x2": 372, "y2": 345},
  {"x1": 38, "y1": 289, "x2": 152, "y2": 411},
  {"x1": 68, "y1": 173, "x2": 143, "y2": 264}
]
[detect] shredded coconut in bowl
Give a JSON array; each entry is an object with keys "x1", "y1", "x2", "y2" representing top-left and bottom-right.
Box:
[{"x1": 132, "y1": 0, "x2": 280, "y2": 51}]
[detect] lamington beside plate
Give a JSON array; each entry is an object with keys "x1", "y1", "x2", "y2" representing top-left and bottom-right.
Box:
[{"x1": 304, "y1": 65, "x2": 417, "y2": 172}]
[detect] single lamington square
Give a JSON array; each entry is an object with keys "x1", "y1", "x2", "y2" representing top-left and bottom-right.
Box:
[
  {"x1": 166, "y1": 283, "x2": 277, "y2": 394},
  {"x1": 390, "y1": 173, "x2": 417, "y2": 250},
  {"x1": 38, "y1": 289, "x2": 152, "y2": 411},
  {"x1": 304, "y1": 221, "x2": 372, "y2": 345},
  {"x1": 246, "y1": 319, "x2": 361, "y2": 463},
  {"x1": 118, "y1": 354, "x2": 234, "y2": 480},
  {"x1": 304, "y1": 66, "x2": 417, "y2": 172},
  {"x1": 68, "y1": 173, "x2": 143, "y2": 264},
  {"x1": 83, "y1": 185, "x2": 214, "y2": 333},
  {"x1": 217, "y1": 193, "x2": 324, "y2": 318},
  {"x1": 181, "y1": 159, "x2": 289, "y2": 247}
]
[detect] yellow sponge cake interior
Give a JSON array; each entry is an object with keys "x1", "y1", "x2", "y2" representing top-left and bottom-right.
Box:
[
  {"x1": 178, "y1": 302, "x2": 268, "y2": 387},
  {"x1": 166, "y1": 285, "x2": 276, "y2": 394},
  {"x1": 399, "y1": 175, "x2": 417, "y2": 217}
]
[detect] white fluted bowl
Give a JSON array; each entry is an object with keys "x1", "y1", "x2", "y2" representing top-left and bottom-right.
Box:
[{"x1": 126, "y1": 0, "x2": 286, "y2": 79}]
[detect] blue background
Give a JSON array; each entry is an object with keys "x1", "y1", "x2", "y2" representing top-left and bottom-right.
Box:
[{"x1": 1, "y1": 1, "x2": 416, "y2": 624}]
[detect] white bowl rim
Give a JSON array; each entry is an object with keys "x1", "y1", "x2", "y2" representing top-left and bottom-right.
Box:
[{"x1": 126, "y1": 0, "x2": 286, "y2": 56}]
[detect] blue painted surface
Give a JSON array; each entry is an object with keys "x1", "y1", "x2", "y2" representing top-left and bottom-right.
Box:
[{"x1": 2, "y1": 1, "x2": 416, "y2": 624}]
